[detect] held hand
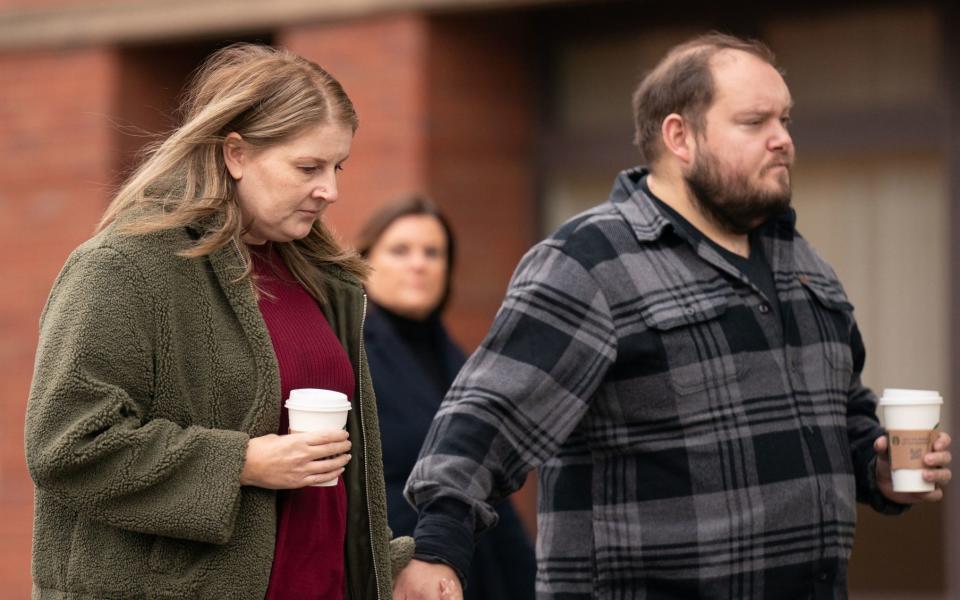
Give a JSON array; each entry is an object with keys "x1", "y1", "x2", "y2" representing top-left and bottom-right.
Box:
[
  {"x1": 874, "y1": 432, "x2": 952, "y2": 503},
  {"x1": 240, "y1": 430, "x2": 351, "y2": 489},
  {"x1": 393, "y1": 559, "x2": 462, "y2": 600}
]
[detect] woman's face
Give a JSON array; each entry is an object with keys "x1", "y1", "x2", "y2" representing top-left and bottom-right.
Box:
[
  {"x1": 365, "y1": 214, "x2": 449, "y2": 320},
  {"x1": 223, "y1": 122, "x2": 353, "y2": 245}
]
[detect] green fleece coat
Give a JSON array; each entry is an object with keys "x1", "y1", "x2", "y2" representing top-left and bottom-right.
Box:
[{"x1": 25, "y1": 219, "x2": 414, "y2": 599}]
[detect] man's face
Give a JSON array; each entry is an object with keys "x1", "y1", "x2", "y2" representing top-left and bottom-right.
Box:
[{"x1": 684, "y1": 50, "x2": 795, "y2": 234}]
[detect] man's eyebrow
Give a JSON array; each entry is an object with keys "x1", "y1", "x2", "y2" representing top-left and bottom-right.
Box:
[{"x1": 734, "y1": 103, "x2": 793, "y2": 117}]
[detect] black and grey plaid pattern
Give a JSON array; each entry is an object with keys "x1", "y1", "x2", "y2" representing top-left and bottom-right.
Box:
[{"x1": 407, "y1": 167, "x2": 898, "y2": 599}]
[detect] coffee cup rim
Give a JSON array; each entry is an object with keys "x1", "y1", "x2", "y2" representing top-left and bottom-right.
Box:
[
  {"x1": 879, "y1": 388, "x2": 943, "y2": 405},
  {"x1": 285, "y1": 398, "x2": 352, "y2": 412}
]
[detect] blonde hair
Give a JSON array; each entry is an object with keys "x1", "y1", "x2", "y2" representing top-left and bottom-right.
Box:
[{"x1": 99, "y1": 43, "x2": 368, "y2": 301}]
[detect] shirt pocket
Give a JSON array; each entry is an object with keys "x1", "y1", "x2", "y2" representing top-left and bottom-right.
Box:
[
  {"x1": 639, "y1": 289, "x2": 747, "y2": 396},
  {"x1": 798, "y1": 275, "x2": 854, "y2": 375}
]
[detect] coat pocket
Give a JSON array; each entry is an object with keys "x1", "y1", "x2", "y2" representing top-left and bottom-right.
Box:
[
  {"x1": 65, "y1": 518, "x2": 157, "y2": 595},
  {"x1": 149, "y1": 536, "x2": 193, "y2": 574}
]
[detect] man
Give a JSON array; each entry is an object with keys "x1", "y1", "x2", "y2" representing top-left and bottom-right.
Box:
[{"x1": 393, "y1": 33, "x2": 952, "y2": 599}]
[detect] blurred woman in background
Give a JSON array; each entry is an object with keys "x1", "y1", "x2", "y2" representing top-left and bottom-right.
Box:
[{"x1": 357, "y1": 195, "x2": 536, "y2": 600}]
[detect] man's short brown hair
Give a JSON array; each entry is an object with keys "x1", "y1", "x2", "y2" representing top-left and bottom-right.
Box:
[{"x1": 632, "y1": 32, "x2": 780, "y2": 164}]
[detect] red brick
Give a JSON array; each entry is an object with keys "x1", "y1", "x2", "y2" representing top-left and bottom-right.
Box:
[{"x1": 0, "y1": 46, "x2": 119, "y2": 597}]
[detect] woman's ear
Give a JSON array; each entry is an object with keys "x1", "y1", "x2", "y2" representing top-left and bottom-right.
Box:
[
  {"x1": 222, "y1": 132, "x2": 245, "y2": 180},
  {"x1": 660, "y1": 113, "x2": 695, "y2": 164}
]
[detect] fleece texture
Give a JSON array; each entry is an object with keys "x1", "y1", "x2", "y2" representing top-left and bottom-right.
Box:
[{"x1": 25, "y1": 218, "x2": 413, "y2": 599}]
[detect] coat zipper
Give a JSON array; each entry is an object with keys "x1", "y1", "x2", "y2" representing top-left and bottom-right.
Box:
[{"x1": 357, "y1": 292, "x2": 382, "y2": 598}]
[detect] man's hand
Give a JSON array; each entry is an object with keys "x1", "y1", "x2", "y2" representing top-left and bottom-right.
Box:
[
  {"x1": 393, "y1": 558, "x2": 462, "y2": 600},
  {"x1": 875, "y1": 432, "x2": 952, "y2": 503}
]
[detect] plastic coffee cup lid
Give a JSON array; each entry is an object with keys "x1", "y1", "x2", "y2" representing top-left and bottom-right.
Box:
[
  {"x1": 879, "y1": 388, "x2": 943, "y2": 406},
  {"x1": 285, "y1": 389, "x2": 351, "y2": 412}
]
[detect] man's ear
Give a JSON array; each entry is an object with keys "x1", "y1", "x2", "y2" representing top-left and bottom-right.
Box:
[
  {"x1": 222, "y1": 132, "x2": 245, "y2": 180},
  {"x1": 661, "y1": 113, "x2": 695, "y2": 164}
]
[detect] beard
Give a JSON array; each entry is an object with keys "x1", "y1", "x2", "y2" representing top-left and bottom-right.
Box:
[{"x1": 684, "y1": 147, "x2": 793, "y2": 235}]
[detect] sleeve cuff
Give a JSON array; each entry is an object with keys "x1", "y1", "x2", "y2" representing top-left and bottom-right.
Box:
[{"x1": 413, "y1": 514, "x2": 475, "y2": 587}]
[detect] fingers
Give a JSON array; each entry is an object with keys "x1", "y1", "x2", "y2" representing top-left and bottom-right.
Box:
[
  {"x1": 308, "y1": 467, "x2": 346, "y2": 486},
  {"x1": 923, "y1": 467, "x2": 951, "y2": 485},
  {"x1": 924, "y1": 450, "x2": 952, "y2": 468},
  {"x1": 439, "y1": 577, "x2": 462, "y2": 600},
  {"x1": 307, "y1": 439, "x2": 352, "y2": 460},
  {"x1": 287, "y1": 432, "x2": 352, "y2": 460},
  {"x1": 873, "y1": 435, "x2": 888, "y2": 453},
  {"x1": 307, "y1": 452, "x2": 352, "y2": 474},
  {"x1": 934, "y1": 432, "x2": 952, "y2": 451},
  {"x1": 299, "y1": 429, "x2": 349, "y2": 444}
]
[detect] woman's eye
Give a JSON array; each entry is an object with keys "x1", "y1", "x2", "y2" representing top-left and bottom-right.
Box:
[
  {"x1": 298, "y1": 166, "x2": 317, "y2": 174},
  {"x1": 388, "y1": 245, "x2": 409, "y2": 256}
]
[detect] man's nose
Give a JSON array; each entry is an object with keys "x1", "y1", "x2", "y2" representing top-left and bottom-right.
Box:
[{"x1": 770, "y1": 123, "x2": 794, "y2": 154}]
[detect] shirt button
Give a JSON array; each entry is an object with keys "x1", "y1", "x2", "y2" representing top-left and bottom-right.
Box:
[{"x1": 758, "y1": 303, "x2": 771, "y2": 314}]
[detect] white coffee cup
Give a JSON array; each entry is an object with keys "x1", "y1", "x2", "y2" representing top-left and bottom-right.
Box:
[
  {"x1": 285, "y1": 388, "x2": 351, "y2": 487},
  {"x1": 878, "y1": 388, "x2": 943, "y2": 492}
]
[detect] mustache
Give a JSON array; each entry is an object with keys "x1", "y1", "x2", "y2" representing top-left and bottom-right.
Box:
[
  {"x1": 763, "y1": 161, "x2": 792, "y2": 171},
  {"x1": 763, "y1": 155, "x2": 794, "y2": 173}
]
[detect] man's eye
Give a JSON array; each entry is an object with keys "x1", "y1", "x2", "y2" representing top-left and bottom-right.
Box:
[{"x1": 298, "y1": 166, "x2": 317, "y2": 174}]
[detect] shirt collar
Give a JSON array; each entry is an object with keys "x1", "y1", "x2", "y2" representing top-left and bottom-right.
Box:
[{"x1": 609, "y1": 166, "x2": 797, "y2": 243}]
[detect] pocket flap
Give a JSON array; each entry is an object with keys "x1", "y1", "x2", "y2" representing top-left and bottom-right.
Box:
[
  {"x1": 799, "y1": 273, "x2": 853, "y2": 312},
  {"x1": 639, "y1": 286, "x2": 732, "y2": 331}
]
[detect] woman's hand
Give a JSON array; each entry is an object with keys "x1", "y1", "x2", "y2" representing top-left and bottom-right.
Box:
[{"x1": 240, "y1": 430, "x2": 351, "y2": 489}]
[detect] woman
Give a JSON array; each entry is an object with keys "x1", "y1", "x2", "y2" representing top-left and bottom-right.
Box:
[
  {"x1": 357, "y1": 196, "x2": 536, "y2": 600},
  {"x1": 24, "y1": 43, "x2": 413, "y2": 599}
]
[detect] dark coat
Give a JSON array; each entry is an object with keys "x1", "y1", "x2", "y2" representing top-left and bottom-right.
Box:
[{"x1": 364, "y1": 303, "x2": 536, "y2": 600}]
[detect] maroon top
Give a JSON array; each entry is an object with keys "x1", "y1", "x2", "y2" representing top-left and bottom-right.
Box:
[{"x1": 252, "y1": 246, "x2": 354, "y2": 600}]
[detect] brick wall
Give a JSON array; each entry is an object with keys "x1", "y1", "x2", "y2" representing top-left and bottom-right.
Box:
[
  {"x1": 0, "y1": 46, "x2": 119, "y2": 598},
  {"x1": 425, "y1": 14, "x2": 538, "y2": 349}
]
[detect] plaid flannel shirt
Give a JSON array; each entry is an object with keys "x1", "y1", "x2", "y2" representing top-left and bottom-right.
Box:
[{"x1": 406, "y1": 167, "x2": 901, "y2": 599}]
